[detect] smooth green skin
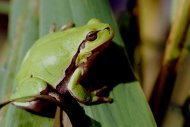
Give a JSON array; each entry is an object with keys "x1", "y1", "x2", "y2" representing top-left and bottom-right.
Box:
[{"x1": 11, "y1": 18, "x2": 114, "y2": 106}]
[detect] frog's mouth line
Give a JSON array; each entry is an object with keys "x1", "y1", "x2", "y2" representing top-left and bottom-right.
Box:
[{"x1": 91, "y1": 38, "x2": 112, "y2": 54}]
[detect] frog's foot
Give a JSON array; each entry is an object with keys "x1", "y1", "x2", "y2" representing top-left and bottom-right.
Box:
[
  {"x1": 91, "y1": 86, "x2": 109, "y2": 96},
  {"x1": 91, "y1": 96, "x2": 113, "y2": 104},
  {"x1": 90, "y1": 86, "x2": 113, "y2": 104},
  {"x1": 60, "y1": 22, "x2": 75, "y2": 31},
  {"x1": 49, "y1": 23, "x2": 57, "y2": 33},
  {"x1": 49, "y1": 22, "x2": 74, "y2": 33}
]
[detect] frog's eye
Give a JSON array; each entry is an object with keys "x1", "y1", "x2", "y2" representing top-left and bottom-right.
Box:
[{"x1": 86, "y1": 31, "x2": 98, "y2": 41}]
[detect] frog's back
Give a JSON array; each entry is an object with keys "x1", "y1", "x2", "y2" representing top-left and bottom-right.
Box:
[{"x1": 16, "y1": 29, "x2": 83, "y2": 87}]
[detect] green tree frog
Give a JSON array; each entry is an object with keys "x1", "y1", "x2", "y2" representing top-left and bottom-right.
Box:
[{"x1": 1, "y1": 18, "x2": 114, "y2": 112}]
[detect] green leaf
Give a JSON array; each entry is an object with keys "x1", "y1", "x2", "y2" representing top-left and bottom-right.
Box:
[{"x1": 0, "y1": 0, "x2": 156, "y2": 127}]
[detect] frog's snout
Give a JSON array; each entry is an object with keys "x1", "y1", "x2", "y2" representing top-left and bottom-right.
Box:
[{"x1": 102, "y1": 26, "x2": 113, "y2": 36}]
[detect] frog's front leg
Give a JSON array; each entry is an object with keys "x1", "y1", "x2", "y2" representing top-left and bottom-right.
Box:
[{"x1": 67, "y1": 68, "x2": 113, "y2": 104}]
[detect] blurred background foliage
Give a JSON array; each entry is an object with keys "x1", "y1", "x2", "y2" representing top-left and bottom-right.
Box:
[
  {"x1": 110, "y1": 0, "x2": 190, "y2": 127},
  {"x1": 0, "y1": 0, "x2": 190, "y2": 127}
]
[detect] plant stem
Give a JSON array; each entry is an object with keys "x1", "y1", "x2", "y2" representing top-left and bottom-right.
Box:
[
  {"x1": 0, "y1": 1, "x2": 10, "y2": 15},
  {"x1": 150, "y1": 0, "x2": 190, "y2": 125}
]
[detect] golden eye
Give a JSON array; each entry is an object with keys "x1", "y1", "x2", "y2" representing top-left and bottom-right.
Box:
[{"x1": 86, "y1": 31, "x2": 98, "y2": 41}]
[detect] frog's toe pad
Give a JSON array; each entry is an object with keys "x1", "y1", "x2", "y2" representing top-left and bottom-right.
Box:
[{"x1": 92, "y1": 96, "x2": 113, "y2": 103}]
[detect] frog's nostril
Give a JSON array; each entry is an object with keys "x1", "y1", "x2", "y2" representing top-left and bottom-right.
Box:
[{"x1": 104, "y1": 27, "x2": 110, "y2": 31}]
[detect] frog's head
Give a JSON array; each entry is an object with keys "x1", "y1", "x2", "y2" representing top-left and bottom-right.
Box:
[{"x1": 76, "y1": 18, "x2": 114, "y2": 66}]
